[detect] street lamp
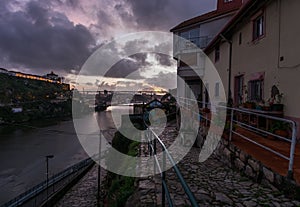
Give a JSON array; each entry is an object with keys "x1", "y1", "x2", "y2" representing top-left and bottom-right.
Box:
[{"x1": 45, "y1": 155, "x2": 54, "y2": 205}]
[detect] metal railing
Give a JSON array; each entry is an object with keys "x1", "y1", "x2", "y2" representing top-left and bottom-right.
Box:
[
  {"x1": 146, "y1": 128, "x2": 199, "y2": 207},
  {"x1": 174, "y1": 36, "x2": 213, "y2": 52},
  {"x1": 2, "y1": 157, "x2": 94, "y2": 207},
  {"x1": 176, "y1": 96, "x2": 298, "y2": 179}
]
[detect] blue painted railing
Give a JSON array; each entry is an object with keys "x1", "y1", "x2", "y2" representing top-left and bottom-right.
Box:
[{"x1": 146, "y1": 128, "x2": 199, "y2": 207}]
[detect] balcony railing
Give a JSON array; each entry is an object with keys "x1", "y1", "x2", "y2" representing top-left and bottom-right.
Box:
[{"x1": 174, "y1": 36, "x2": 213, "y2": 55}]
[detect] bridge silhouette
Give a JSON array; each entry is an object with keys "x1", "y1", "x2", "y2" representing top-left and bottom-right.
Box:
[{"x1": 76, "y1": 90, "x2": 171, "y2": 111}]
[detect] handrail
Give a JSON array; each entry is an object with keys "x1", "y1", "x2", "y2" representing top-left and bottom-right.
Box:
[
  {"x1": 146, "y1": 128, "x2": 199, "y2": 207},
  {"x1": 2, "y1": 157, "x2": 94, "y2": 207},
  {"x1": 176, "y1": 96, "x2": 298, "y2": 179}
]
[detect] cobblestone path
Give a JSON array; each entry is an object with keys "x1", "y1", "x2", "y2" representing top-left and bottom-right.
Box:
[
  {"x1": 54, "y1": 129, "x2": 116, "y2": 207},
  {"x1": 53, "y1": 126, "x2": 300, "y2": 207},
  {"x1": 54, "y1": 164, "x2": 106, "y2": 207},
  {"x1": 137, "y1": 126, "x2": 300, "y2": 207}
]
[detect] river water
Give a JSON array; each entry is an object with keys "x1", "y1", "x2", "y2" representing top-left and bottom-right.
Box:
[{"x1": 0, "y1": 105, "x2": 132, "y2": 205}]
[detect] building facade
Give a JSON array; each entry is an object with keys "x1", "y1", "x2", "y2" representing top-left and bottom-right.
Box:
[
  {"x1": 171, "y1": 0, "x2": 244, "y2": 103},
  {"x1": 204, "y1": 0, "x2": 300, "y2": 136}
]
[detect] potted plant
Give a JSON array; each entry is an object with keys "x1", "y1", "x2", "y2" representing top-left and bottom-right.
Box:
[
  {"x1": 270, "y1": 120, "x2": 290, "y2": 138},
  {"x1": 271, "y1": 93, "x2": 284, "y2": 111},
  {"x1": 243, "y1": 101, "x2": 256, "y2": 109}
]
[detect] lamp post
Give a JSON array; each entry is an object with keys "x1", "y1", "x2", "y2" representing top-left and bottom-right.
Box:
[{"x1": 45, "y1": 155, "x2": 54, "y2": 205}]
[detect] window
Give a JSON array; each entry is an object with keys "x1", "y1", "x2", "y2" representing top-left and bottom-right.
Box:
[
  {"x1": 234, "y1": 75, "x2": 244, "y2": 105},
  {"x1": 180, "y1": 28, "x2": 200, "y2": 47},
  {"x1": 204, "y1": 83, "x2": 209, "y2": 108},
  {"x1": 224, "y1": 0, "x2": 233, "y2": 2},
  {"x1": 248, "y1": 79, "x2": 264, "y2": 101},
  {"x1": 215, "y1": 82, "x2": 220, "y2": 97},
  {"x1": 215, "y1": 44, "x2": 220, "y2": 62},
  {"x1": 253, "y1": 14, "x2": 264, "y2": 40},
  {"x1": 239, "y1": 32, "x2": 242, "y2": 45}
]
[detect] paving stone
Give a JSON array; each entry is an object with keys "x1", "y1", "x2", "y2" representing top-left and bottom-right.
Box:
[
  {"x1": 215, "y1": 193, "x2": 233, "y2": 205},
  {"x1": 263, "y1": 167, "x2": 275, "y2": 183},
  {"x1": 243, "y1": 200, "x2": 257, "y2": 207},
  {"x1": 235, "y1": 158, "x2": 245, "y2": 170},
  {"x1": 248, "y1": 159, "x2": 260, "y2": 172}
]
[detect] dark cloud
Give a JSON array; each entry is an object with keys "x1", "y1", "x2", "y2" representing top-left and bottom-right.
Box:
[
  {"x1": 53, "y1": 0, "x2": 81, "y2": 9},
  {"x1": 104, "y1": 53, "x2": 150, "y2": 79},
  {"x1": 85, "y1": 82, "x2": 93, "y2": 86},
  {"x1": 0, "y1": 0, "x2": 95, "y2": 72},
  {"x1": 95, "y1": 80, "x2": 116, "y2": 90},
  {"x1": 123, "y1": 39, "x2": 149, "y2": 56},
  {"x1": 154, "y1": 53, "x2": 173, "y2": 67},
  {"x1": 123, "y1": 0, "x2": 216, "y2": 30},
  {"x1": 114, "y1": 3, "x2": 134, "y2": 23},
  {"x1": 147, "y1": 71, "x2": 177, "y2": 90}
]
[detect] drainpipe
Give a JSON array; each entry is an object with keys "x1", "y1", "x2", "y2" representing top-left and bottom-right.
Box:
[{"x1": 220, "y1": 34, "x2": 233, "y2": 107}]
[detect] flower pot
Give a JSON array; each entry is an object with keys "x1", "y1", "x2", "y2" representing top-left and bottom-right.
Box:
[
  {"x1": 262, "y1": 106, "x2": 270, "y2": 111},
  {"x1": 243, "y1": 102, "x2": 255, "y2": 109},
  {"x1": 274, "y1": 129, "x2": 288, "y2": 138},
  {"x1": 271, "y1": 104, "x2": 284, "y2": 111}
]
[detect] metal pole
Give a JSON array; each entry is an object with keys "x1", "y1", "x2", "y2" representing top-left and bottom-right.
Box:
[
  {"x1": 162, "y1": 150, "x2": 166, "y2": 207},
  {"x1": 153, "y1": 135, "x2": 156, "y2": 174},
  {"x1": 46, "y1": 158, "x2": 48, "y2": 204},
  {"x1": 45, "y1": 155, "x2": 54, "y2": 206},
  {"x1": 287, "y1": 121, "x2": 297, "y2": 179},
  {"x1": 229, "y1": 109, "x2": 234, "y2": 142},
  {"x1": 98, "y1": 128, "x2": 102, "y2": 206}
]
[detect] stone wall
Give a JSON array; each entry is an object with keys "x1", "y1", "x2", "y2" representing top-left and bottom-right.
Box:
[{"x1": 215, "y1": 138, "x2": 300, "y2": 199}]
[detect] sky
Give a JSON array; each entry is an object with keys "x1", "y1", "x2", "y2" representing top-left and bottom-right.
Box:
[{"x1": 0, "y1": 0, "x2": 216, "y2": 91}]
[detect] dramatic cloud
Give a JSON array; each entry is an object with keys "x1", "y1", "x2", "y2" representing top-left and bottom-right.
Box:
[
  {"x1": 0, "y1": 0, "x2": 95, "y2": 73},
  {"x1": 146, "y1": 71, "x2": 177, "y2": 90},
  {"x1": 121, "y1": 0, "x2": 216, "y2": 30},
  {"x1": 104, "y1": 53, "x2": 150, "y2": 79},
  {"x1": 155, "y1": 53, "x2": 172, "y2": 67},
  {"x1": 0, "y1": 0, "x2": 216, "y2": 82}
]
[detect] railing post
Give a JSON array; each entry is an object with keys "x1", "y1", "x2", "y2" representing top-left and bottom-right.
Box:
[
  {"x1": 287, "y1": 121, "x2": 297, "y2": 179},
  {"x1": 97, "y1": 131, "x2": 102, "y2": 206},
  {"x1": 162, "y1": 150, "x2": 166, "y2": 207},
  {"x1": 152, "y1": 134, "x2": 156, "y2": 175},
  {"x1": 229, "y1": 108, "x2": 234, "y2": 142}
]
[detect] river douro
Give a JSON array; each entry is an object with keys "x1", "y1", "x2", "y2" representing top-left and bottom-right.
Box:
[{"x1": 0, "y1": 106, "x2": 132, "y2": 205}]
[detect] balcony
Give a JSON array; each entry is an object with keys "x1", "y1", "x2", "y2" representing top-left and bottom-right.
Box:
[{"x1": 173, "y1": 36, "x2": 212, "y2": 57}]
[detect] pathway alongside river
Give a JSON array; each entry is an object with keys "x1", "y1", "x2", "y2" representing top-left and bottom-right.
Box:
[{"x1": 135, "y1": 125, "x2": 300, "y2": 206}]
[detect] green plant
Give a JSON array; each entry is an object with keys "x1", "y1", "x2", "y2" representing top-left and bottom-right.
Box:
[{"x1": 270, "y1": 121, "x2": 290, "y2": 133}]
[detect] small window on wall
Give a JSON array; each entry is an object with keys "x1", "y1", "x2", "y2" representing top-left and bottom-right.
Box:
[
  {"x1": 215, "y1": 44, "x2": 220, "y2": 62},
  {"x1": 253, "y1": 14, "x2": 264, "y2": 40},
  {"x1": 215, "y1": 82, "x2": 220, "y2": 97},
  {"x1": 224, "y1": 0, "x2": 233, "y2": 2},
  {"x1": 248, "y1": 79, "x2": 264, "y2": 101}
]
